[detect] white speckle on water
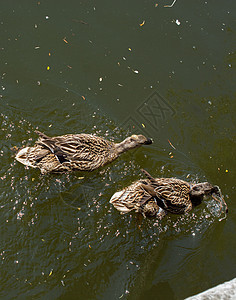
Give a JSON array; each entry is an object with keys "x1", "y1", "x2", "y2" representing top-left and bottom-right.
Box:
[
  {"x1": 61, "y1": 280, "x2": 65, "y2": 286},
  {"x1": 175, "y1": 19, "x2": 181, "y2": 26}
]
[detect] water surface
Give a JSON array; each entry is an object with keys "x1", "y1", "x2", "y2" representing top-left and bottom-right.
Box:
[{"x1": 0, "y1": 1, "x2": 235, "y2": 299}]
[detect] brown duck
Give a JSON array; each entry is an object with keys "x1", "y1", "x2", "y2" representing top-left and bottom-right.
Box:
[
  {"x1": 110, "y1": 169, "x2": 228, "y2": 220},
  {"x1": 15, "y1": 131, "x2": 152, "y2": 174}
]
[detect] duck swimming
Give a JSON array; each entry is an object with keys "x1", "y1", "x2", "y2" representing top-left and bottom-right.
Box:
[
  {"x1": 110, "y1": 169, "x2": 228, "y2": 220},
  {"x1": 110, "y1": 178, "x2": 166, "y2": 218},
  {"x1": 15, "y1": 131, "x2": 152, "y2": 174}
]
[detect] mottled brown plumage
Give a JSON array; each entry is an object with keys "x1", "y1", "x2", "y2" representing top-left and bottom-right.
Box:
[
  {"x1": 110, "y1": 179, "x2": 165, "y2": 218},
  {"x1": 15, "y1": 131, "x2": 152, "y2": 174},
  {"x1": 110, "y1": 169, "x2": 227, "y2": 220}
]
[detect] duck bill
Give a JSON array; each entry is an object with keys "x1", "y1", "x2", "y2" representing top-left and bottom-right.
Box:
[{"x1": 144, "y1": 138, "x2": 153, "y2": 145}]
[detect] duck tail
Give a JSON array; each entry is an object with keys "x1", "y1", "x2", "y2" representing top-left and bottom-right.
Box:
[
  {"x1": 35, "y1": 130, "x2": 50, "y2": 140},
  {"x1": 141, "y1": 169, "x2": 156, "y2": 182},
  {"x1": 15, "y1": 147, "x2": 37, "y2": 168}
]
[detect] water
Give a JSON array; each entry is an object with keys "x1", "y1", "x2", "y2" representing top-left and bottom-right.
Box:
[{"x1": 0, "y1": 1, "x2": 235, "y2": 299}]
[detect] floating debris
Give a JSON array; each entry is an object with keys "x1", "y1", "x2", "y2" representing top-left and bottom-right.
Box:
[
  {"x1": 168, "y1": 139, "x2": 176, "y2": 150},
  {"x1": 175, "y1": 19, "x2": 181, "y2": 26},
  {"x1": 72, "y1": 19, "x2": 89, "y2": 25},
  {"x1": 164, "y1": 0, "x2": 177, "y2": 8},
  {"x1": 139, "y1": 21, "x2": 145, "y2": 27},
  {"x1": 61, "y1": 280, "x2": 65, "y2": 286}
]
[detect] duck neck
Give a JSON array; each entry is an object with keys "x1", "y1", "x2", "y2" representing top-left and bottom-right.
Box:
[
  {"x1": 189, "y1": 187, "x2": 204, "y2": 207},
  {"x1": 115, "y1": 138, "x2": 137, "y2": 154},
  {"x1": 115, "y1": 140, "x2": 129, "y2": 154}
]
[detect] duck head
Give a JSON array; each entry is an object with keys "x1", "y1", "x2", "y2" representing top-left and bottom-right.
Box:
[
  {"x1": 190, "y1": 182, "x2": 222, "y2": 205},
  {"x1": 190, "y1": 182, "x2": 228, "y2": 220},
  {"x1": 115, "y1": 135, "x2": 153, "y2": 153}
]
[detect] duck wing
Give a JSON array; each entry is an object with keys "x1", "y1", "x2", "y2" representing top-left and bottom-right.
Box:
[
  {"x1": 110, "y1": 180, "x2": 154, "y2": 214},
  {"x1": 141, "y1": 169, "x2": 192, "y2": 214},
  {"x1": 35, "y1": 131, "x2": 113, "y2": 166}
]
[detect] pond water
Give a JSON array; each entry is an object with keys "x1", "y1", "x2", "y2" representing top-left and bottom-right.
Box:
[{"x1": 0, "y1": 1, "x2": 235, "y2": 299}]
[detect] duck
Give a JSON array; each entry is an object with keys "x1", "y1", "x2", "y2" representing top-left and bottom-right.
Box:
[
  {"x1": 110, "y1": 169, "x2": 228, "y2": 220},
  {"x1": 15, "y1": 131, "x2": 152, "y2": 174},
  {"x1": 110, "y1": 178, "x2": 166, "y2": 218}
]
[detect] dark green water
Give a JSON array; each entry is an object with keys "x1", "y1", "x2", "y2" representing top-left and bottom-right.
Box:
[{"x1": 0, "y1": 1, "x2": 235, "y2": 299}]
